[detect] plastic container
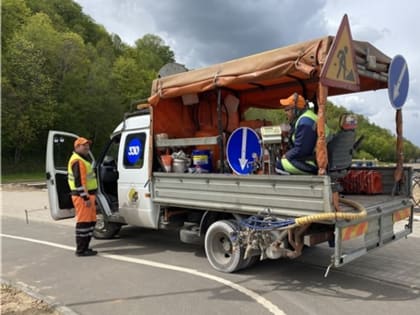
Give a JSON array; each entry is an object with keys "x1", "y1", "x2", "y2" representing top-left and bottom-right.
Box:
[
  {"x1": 192, "y1": 150, "x2": 212, "y2": 173},
  {"x1": 195, "y1": 129, "x2": 219, "y2": 170}
]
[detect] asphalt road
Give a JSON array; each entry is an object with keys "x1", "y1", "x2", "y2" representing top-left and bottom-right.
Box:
[{"x1": 1, "y1": 186, "x2": 420, "y2": 315}]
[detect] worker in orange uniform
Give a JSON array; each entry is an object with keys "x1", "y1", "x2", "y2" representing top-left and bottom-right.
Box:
[{"x1": 68, "y1": 137, "x2": 98, "y2": 256}]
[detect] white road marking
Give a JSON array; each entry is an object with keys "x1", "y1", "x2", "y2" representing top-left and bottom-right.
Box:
[{"x1": 2, "y1": 233, "x2": 286, "y2": 315}]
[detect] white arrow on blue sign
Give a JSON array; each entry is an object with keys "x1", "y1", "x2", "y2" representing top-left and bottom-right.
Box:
[
  {"x1": 388, "y1": 55, "x2": 409, "y2": 109},
  {"x1": 226, "y1": 127, "x2": 262, "y2": 175}
]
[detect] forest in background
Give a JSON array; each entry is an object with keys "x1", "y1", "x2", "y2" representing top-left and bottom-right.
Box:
[{"x1": 2, "y1": 0, "x2": 419, "y2": 175}]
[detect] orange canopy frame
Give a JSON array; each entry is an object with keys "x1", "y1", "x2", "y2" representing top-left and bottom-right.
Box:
[
  {"x1": 149, "y1": 36, "x2": 390, "y2": 105},
  {"x1": 148, "y1": 35, "x2": 392, "y2": 175}
]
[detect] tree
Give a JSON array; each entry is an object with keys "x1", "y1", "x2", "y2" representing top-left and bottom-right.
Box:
[
  {"x1": 135, "y1": 34, "x2": 175, "y2": 70},
  {"x1": 111, "y1": 55, "x2": 146, "y2": 106},
  {"x1": 110, "y1": 34, "x2": 176, "y2": 106},
  {"x1": 1, "y1": 0, "x2": 31, "y2": 50},
  {"x1": 2, "y1": 35, "x2": 57, "y2": 163}
]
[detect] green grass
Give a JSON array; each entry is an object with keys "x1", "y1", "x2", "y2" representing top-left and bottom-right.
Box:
[
  {"x1": 2, "y1": 156, "x2": 45, "y2": 183},
  {"x1": 1, "y1": 172, "x2": 45, "y2": 184}
]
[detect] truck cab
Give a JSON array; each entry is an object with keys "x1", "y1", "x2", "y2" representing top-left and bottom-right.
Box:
[{"x1": 46, "y1": 109, "x2": 157, "y2": 238}]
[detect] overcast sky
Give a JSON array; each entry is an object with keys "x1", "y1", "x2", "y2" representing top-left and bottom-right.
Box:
[{"x1": 74, "y1": 0, "x2": 419, "y2": 147}]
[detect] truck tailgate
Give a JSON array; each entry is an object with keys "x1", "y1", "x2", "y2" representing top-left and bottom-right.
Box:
[{"x1": 333, "y1": 194, "x2": 413, "y2": 267}]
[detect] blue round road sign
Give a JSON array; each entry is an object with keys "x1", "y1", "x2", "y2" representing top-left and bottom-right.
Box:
[
  {"x1": 226, "y1": 127, "x2": 262, "y2": 175},
  {"x1": 388, "y1": 55, "x2": 409, "y2": 109}
]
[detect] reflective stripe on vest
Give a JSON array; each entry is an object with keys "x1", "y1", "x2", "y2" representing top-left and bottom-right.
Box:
[
  {"x1": 280, "y1": 158, "x2": 317, "y2": 175},
  {"x1": 291, "y1": 110, "x2": 331, "y2": 147},
  {"x1": 67, "y1": 152, "x2": 98, "y2": 191}
]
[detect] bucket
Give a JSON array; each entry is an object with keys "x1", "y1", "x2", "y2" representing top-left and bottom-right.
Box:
[
  {"x1": 173, "y1": 158, "x2": 187, "y2": 173},
  {"x1": 192, "y1": 150, "x2": 212, "y2": 173}
]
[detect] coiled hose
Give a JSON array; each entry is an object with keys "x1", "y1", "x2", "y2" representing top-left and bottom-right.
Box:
[
  {"x1": 241, "y1": 197, "x2": 367, "y2": 231},
  {"x1": 294, "y1": 197, "x2": 367, "y2": 226}
]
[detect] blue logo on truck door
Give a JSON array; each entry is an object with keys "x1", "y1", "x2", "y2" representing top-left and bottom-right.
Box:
[{"x1": 125, "y1": 138, "x2": 143, "y2": 165}]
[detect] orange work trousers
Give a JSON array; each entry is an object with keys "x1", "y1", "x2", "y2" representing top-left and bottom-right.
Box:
[{"x1": 71, "y1": 194, "x2": 97, "y2": 223}]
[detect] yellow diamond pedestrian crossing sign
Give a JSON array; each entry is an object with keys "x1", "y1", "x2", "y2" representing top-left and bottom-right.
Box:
[{"x1": 320, "y1": 14, "x2": 360, "y2": 91}]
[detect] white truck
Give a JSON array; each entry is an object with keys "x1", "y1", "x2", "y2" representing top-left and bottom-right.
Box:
[{"x1": 46, "y1": 34, "x2": 414, "y2": 274}]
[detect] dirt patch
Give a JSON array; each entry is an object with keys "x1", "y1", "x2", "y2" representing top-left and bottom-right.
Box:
[
  {"x1": 1, "y1": 183, "x2": 46, "y2": 192},
  {"x1": 1, "y1": 284, "x2": 61, "y2": 315}
]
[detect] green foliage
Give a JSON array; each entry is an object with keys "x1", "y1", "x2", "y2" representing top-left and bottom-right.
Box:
[
  {"x1": 244, "y1": 108, "x2": 285, "y2": 125},
  {"x1": 2, "y1": 33, "x2": 57, "y2": 163},
  {"x1": 112, "y1": 56, "x2": 144, "y2": 104},
  {"x1": 1, "y1": 0, "x2": 31, "y2": 50},
  {"x1": 135, "y1": 34, "x2": 175, "y2": 70},
  {"x1": 1, "y1": 0, "x2": 176, "y2": 173}
]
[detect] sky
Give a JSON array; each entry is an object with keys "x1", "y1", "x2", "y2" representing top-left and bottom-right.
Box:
[{"x1": 74, "y1": 0, "x2": 419, "y2": 147}]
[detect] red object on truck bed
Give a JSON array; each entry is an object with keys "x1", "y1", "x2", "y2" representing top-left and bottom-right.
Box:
[{"x1": 340, "y1": 170, "x2": 383, "y2": 194}]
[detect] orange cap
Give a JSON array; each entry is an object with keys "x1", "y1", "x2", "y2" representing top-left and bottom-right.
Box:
[
  {"x1": 74, "y1": 137, "x2": 92, "y2": 148},
  {"x1": 279, "y1": 93, "x2": 306, "y2": 109}
]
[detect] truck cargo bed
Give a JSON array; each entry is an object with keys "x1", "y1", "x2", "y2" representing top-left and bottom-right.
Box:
[
  {"x1": 342, "y1": 194, "x2": 408, "y2": 209},
  {"x1": 152, "y1": 172, "x2": 333, "y2": 217},
  {"x1": 151, "y1": 166, "x2": 413, "y2": 219}
]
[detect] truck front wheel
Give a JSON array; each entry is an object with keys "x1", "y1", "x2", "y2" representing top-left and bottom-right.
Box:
[
  {"x1": 204, "y1": 220, "x2": 244, "y2": 273},
  {"x1": 93, "y1": 215, "x2": 121, "y2": 239}
]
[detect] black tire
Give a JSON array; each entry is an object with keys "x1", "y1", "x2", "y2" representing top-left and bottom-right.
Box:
[
  {"x1": 204, "y1": 220, "x2": 243, "y2": 273},
  {"x1": 93, "y1": 215, "x2": 121, "y2": 239},
  {"x1": 240, "y1": 254, "x2": 259, "y2": 270}
]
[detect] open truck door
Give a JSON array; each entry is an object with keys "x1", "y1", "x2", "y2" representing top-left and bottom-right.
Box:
[{"x1": 46, "y1": 130, "x2": 94, "y2": 220}]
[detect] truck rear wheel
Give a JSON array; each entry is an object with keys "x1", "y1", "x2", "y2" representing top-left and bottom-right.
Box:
[{"x1": 204, "y1": 220, "x2": 244, "y2": 273}]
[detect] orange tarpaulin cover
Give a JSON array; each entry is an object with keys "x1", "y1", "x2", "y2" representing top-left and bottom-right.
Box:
[
  {"x1": 149, "y1": 36, "x2": 390, "y2": 106},
  {"x1": 148, "y1": 35, "x2": 392, "y2": 175}
]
